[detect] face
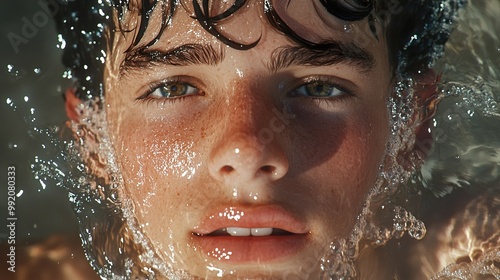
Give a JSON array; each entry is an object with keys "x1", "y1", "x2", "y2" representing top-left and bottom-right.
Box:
[{"x1": 102, "y1": 1, "x2": 392, "y2": 278}]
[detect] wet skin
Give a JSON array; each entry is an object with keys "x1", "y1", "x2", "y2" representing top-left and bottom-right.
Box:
[{"x1": 102, "y1": 1, "x2": 392, "y2": 278}]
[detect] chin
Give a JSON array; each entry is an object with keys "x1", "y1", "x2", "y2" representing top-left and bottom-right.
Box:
[{"x1": 185, "y1": 260, "x2": 323, "y2": 280}]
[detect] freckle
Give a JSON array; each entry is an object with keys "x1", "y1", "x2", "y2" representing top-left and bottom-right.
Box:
[{"x1": 200, "y1": 126, "x2": 206, "y2": 139}]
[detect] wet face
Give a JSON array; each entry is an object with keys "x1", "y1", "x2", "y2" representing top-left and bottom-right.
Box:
[{"x1": 103, "y1": 1, "x2": 391, "y2": 278}]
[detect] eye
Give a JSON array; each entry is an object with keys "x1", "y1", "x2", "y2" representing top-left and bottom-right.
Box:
[
  {"x1": 148, "y1": 81, "x2": 200, "y2": 99},
  {"x1": 290, "y1": 81, "x2": 348, "y2": 98}
]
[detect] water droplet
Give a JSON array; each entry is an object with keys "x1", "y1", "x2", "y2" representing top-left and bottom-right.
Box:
[
  {"x1": 6, "y1": 64, "x2": 26, "y2": 80},
  {"x1": 24, "y1": 96, "x2": 29, "y2": 102},
  {"x1": 57, "y1": 33, "x2": 67, "y2": 49},
  {"x1": 33, "y1": 68, "x2": 41, "y2": 74},
  {"x1": 63, "y1": 69, "x2": 73, "y2": 79},
  {"x1": 39, "y1": 179, "x2": 46, "y2": 189},
  {"x1": 343, "y1": 23, "x2": 352, "y2": 33}
]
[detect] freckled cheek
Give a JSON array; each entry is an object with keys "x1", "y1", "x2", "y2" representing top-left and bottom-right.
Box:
[
  {"x1": 344, "y1": 118, "x2": 387, "y2": 195},
  {"x1": 320, "y1": 115, "x2": 387, "y2": 205},
  {"x1": 110, "y1": 118, "x2": 204, "y2": 197},
  {"x1": 128, "y1": 134, "x2": 196, "y2": 178},
  {"x1": 344, "y1": 130, "x2": 384, "y2": 188}
]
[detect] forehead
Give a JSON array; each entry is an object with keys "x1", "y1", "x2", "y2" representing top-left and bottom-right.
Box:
[{"x1": 115, "y1": 0, "x2": 381, "y2": 51}]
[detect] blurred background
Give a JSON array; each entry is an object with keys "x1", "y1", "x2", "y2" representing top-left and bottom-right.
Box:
[
  {"x1": 0, "y1": 1, "x2": 95, "y2": 278},
  {"x1": 1, "y1": 0, "x2": 77, "y2": 241}
]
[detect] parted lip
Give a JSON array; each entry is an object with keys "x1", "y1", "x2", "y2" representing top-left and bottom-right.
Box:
[
  {"x1": 192, "y1": 204, "x2": 310, "y2": 235},
  {"x1": 190, "y1": 204, "x2": 311, "y2": 263}
]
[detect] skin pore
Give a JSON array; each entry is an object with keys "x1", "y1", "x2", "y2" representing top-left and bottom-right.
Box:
[{"x1": 71, "y1": 0, "x2": 396, "y2": 278}]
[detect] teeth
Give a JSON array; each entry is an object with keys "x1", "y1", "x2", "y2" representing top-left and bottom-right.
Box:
[
  {"x1": 227, "y1": 227, "x2": 251, "y2": 236},
  {"x1": 251, "y1": 228, "x2": 273, "y2": 236},
  {"x1": 226, "y1": 227, "x2": 274, "y2": 237}
]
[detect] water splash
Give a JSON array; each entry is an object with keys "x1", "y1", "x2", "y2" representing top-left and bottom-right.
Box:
[{"x1": 432, "y1": 249, "x2": 500, "y2": 280}]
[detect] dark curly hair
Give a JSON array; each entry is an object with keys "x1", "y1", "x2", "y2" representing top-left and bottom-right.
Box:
[{"x1": 53, "y1": 0, "x2": 466, "y2": 99}]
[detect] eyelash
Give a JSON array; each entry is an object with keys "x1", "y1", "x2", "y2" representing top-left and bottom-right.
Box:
[
  {"x1": 136, "y1": 76, "x2": 354, "y2": 105},
  {"x1": 287, "y1": 77, "x2": 354, "y2": 103},
  {"x1": 136, "y1": 77, "x2": 204, "y2": 104}
]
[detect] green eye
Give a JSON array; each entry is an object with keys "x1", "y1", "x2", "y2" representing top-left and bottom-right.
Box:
[
  {"x1": 293, "y1": 81, "x2": 346, "y2": 98},
  {"x1": 150, "y1": 82, "x2": 200, "y2": 98}
]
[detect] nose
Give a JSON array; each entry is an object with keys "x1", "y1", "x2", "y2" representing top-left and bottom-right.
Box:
[{"x1": 208, "y1": 124, "x2": 289, "y2": 185}]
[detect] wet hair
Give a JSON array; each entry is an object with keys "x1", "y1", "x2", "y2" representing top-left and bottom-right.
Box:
[{"x1": 53, "y1": 0, "x2": 466, "y2": 100}]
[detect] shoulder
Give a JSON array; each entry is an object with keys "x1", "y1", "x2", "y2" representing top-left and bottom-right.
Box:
[
  {"x1": 400, "y1": 186, "x2": 500, "y2": 279},
  {"x1": 0, "y1": 234, "x2": 99, "y2": 280}
]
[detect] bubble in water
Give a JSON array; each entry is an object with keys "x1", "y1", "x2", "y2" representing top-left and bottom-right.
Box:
[
  {"x1": 392, "y1": 206, "x2": 426, "y2": 240},
  {"x1": 57, "y1": 33, "x2": 66, "y2": 49},
  {"x1": 6, "y1": 64, "x2": 26, "y2": 81}
]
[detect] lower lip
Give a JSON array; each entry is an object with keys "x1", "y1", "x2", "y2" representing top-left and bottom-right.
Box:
[{"x1": 192, "y1": 234, "x2": 309, "y2": 263}]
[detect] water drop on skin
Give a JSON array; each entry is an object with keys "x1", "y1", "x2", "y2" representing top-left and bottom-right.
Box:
[
  {"x1": 343, "y1": 23, "x2": 352, "y2": 33},
  {"x1": 249, "y1": 192, "x2": 259, "y2": 201}
]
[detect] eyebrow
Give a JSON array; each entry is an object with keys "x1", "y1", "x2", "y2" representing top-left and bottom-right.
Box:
[
  {"x1": 120, "y1": 40, "x2": 375, "y2": 75},
  {"x1": 268, "y1": 41, "x2": 375, "y2": 73},
  {"x1": 121, "y1": 44, "x2": 225, "y2": 74}
]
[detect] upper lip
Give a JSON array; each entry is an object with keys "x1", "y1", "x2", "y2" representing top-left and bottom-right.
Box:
[{"x1": 192, "y1": 205, "x2": 309, "y2": 235}]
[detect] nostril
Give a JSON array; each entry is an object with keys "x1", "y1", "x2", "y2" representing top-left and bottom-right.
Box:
[
  {"x1": 260, "y1": 165, "x2": 276, "y2": 173},
  {"x1": 221, "y1": 165, "x2": 234, "y2": 173}
]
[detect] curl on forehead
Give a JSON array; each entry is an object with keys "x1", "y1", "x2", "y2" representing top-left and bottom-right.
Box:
[
  {"x1": 53, "y1": 0, "x2": 466, "y2": 100},
  {"x1": 112, "y1": 0, "x2": 376, "y2": 51}
]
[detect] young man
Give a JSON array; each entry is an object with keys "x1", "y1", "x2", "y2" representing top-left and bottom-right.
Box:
[{"x1": 55, "y1": 0, "x2": 466, "y2": 279}]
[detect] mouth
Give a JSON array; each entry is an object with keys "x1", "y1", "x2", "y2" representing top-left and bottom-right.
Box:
[
  {"x1": 191, "y1": 205, "x2": 310, "y2": 263},
  {"x1": 201, "y1": 227, "x2": 294, "y2": 237}
]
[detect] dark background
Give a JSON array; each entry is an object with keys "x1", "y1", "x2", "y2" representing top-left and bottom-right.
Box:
[{"x1": 0, "y1": 0, "x2": 78, "y2": 242}]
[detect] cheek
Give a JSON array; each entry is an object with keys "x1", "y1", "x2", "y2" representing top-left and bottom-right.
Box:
[
  {"x1": 298, "y1": 106, "x2": 388, "y2": 231},
  {"x1": 107, "y1": 112, "x2": 204, "y2": 215},
  {"x1": 343, "y1": 109, "x2": 387, "y2": 189},
  {"x1": 341, "y1": 118, "x2": 387, "y2": 191}
]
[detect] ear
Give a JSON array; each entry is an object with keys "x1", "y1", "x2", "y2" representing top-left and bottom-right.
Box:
[
  {"x1": 64, "y1": 88, "x2": 110, "y2": 185},
  {"x1": 412, "y1": 69, "x2": 440, "y2": 159},
  {"x1": 64, "y1": 88, "x2": 82, "y2": 121}
]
